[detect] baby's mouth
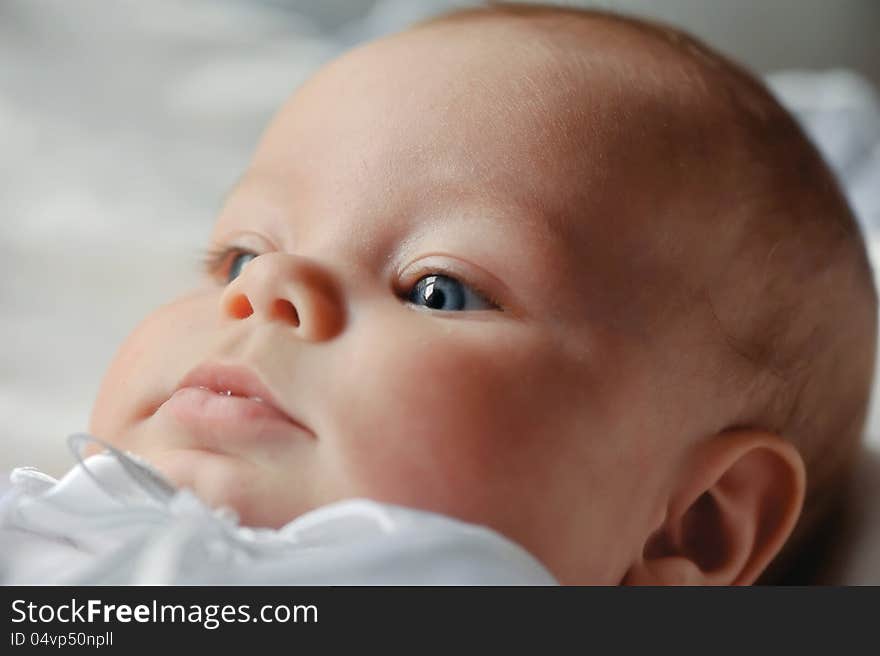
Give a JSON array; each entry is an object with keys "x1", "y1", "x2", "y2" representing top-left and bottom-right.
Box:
[
  {"x1": 164, "y1": 386, "x2": 295, "y2": 424},
  {"x1": 158, "y1": 362, "x2": 315, "y2": 441},
  {"x1": 196, "y1": 386, "x2": 266, "y2": 402}
]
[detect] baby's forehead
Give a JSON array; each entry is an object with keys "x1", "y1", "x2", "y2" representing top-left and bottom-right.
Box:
[{"x1": 261, "y1": 16, "x2": 723, "y2": 226}]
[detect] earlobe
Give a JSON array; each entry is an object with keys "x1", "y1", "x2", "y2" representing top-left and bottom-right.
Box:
[{"x1": 622, "y1": 429, "x2": 806, "y2": 586}]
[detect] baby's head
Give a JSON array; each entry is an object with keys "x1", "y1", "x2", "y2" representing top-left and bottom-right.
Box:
[{"x1": 88, "y1": 3, "x2": 877, "y2": 584}]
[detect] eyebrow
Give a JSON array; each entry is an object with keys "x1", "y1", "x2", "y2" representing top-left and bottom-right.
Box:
[
  {"x1": 220, "y1": 175, "x2": 575, "y2": 285},
  {"x1": 393, "y1": 197, "x2": 572, "y2": 281},
  {"x1": 415, "y1": 182, "x2": 575, "y2": 248}
]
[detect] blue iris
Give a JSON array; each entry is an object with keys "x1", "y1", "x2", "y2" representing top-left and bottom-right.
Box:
[
  {"x1": 407, "y1": 274, "x2": 492, "y2": 311},
  {"x1": 228, "y1": 252, "x2": 257, "y2": 283}
]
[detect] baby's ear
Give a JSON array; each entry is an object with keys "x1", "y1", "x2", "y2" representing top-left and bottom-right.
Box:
[{"x1": 622, "y1": 429, "x2": 806, "y2": 586}]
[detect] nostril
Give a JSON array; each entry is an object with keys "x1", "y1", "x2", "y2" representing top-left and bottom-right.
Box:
[
  {"x1": 227, "y1": 294, "x2": 254, "y2": 319},
  {"x1": 271, "y1": 299, "x2": 300, "y2": 327}
]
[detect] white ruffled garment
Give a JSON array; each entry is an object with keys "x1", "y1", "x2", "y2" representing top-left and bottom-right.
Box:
[{"x1": 0, "y1": 434, "x2": 556, "y2": 585}]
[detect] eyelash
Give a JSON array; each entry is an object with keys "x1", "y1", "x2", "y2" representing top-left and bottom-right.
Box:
[
  {"x1": 199, "y1": 245, "x2": 248, "y2": 277},
  {"x1": 197, "y1": 246, "x2": 503, "y2": 310}
]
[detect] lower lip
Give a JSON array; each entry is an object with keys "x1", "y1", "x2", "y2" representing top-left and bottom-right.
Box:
[{"x1": 159, "y1": 387, "x2": 312, "y2": 443}]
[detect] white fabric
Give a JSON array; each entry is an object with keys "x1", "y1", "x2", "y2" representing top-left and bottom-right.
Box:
[{"x1": 0, "y1": 443, "x2": 556, "y2": 585}]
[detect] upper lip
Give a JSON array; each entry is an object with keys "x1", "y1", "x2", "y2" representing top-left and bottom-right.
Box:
[{"x1": 174, "y1": 362, "x2": 313, "y2": 435}]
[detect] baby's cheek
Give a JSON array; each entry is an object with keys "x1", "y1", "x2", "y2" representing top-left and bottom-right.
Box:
[
  {"x1": 329, "y1": 318, "x2": 572, "y2": 518},
  {"x1": 89, "y1": 291, "x2": 214, "y2": 445}
]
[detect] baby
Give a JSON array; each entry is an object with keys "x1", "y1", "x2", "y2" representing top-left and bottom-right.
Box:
[{"x1": 7, "y1": 3, "x2": 878, "y2": 585}]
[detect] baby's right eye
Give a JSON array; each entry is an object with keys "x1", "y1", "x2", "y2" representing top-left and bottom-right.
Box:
[
  {"x1": 226, "y1": 252, "x2": 258, "y2": 283},
  {"x1": 200, "y1": 247, "x2": 259, "y2": 284}
]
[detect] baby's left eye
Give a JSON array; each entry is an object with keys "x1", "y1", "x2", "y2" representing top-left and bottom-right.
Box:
[{"x1": 406, "y1": 274, "x2": 496, "y2": 312}]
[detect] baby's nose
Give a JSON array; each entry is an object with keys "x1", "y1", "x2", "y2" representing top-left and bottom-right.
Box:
[{"x1": 218, "y1": 252, "x2": 345, "y2": 341}]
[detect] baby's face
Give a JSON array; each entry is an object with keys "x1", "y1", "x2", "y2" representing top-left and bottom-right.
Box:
[{"x1": 89, "y1": 22, "x2": 711, "y2": 583}]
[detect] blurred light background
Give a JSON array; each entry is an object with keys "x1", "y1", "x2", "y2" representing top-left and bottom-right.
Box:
[{"x1": 1, "y1": 0, "x2": 879, "y2": 476}]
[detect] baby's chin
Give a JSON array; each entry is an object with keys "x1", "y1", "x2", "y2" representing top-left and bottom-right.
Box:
[{"x1": 145, "y1": 447, "x2": 310, "y2": 528}]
